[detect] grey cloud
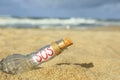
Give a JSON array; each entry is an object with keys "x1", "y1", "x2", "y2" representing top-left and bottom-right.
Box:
[
  {"x1": 1, "y1": 0, "x2": 120, "y2": 9},
  {"x1": 57, "y1": 0, "x2": 120, "y2": 8},
  {"x1": 0, "y1": 0, "x2": 120, "y2": 18}
]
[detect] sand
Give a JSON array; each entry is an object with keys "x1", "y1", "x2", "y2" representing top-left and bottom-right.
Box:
[{"x1": 0, "y1": 27, "x2": 120, "y2": 80}]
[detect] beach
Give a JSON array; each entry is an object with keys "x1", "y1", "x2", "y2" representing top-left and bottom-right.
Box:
[{"x1": 0, "y1": 27, "x2": 120, "y2": 80}]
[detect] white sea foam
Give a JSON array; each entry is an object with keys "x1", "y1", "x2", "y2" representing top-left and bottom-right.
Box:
[{"x1": 0, "y1": 16, "x2": 120, "y2": 29}]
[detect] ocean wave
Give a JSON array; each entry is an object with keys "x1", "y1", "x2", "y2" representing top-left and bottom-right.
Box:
[{"x1": 0, "y1": 16, "x2": 120, "y2": 28}]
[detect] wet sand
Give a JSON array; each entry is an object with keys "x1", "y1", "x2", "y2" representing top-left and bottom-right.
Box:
[{"x1": 0, "y1": 27, "x2": 120, "y2": 80}]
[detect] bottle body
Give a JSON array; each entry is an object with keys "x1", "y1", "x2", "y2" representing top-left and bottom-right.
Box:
[
  {"x1": 31, "y1": 43, "x2": 60, "y2": 65},
  {"x1": 0, "y1": 54, "x2": 31, "y2": 74},
  {"x1": 0, "y1": 38, "x2": 73, "y2": 74}
]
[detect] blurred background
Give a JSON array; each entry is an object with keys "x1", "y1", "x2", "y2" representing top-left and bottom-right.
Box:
[
  {"x1": 0, "y1": 0, "x2": 120, "y2": 80},
  {"x1": 0, "y1": 0, "x2": 120, "y2": 29}
]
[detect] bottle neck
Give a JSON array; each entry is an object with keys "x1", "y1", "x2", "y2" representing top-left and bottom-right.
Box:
[
  {"x1": 51, "y1": 42, "x2": 62, "y2": 55},
  {"x1": 56, "y1": 39, "x2": 67, "y2": 49},
  {"x1": 51, "y1": 38, "x2": 73, "y2": 55}
]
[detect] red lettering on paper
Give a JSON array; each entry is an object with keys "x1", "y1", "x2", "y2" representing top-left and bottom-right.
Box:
[{"x1": 34, "y1": 46, "x2": 54, "y2": 63}]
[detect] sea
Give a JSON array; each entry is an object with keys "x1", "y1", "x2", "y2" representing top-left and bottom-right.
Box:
[{"x1": 0, "y1": 16, "x2": 120, "y2": 29}]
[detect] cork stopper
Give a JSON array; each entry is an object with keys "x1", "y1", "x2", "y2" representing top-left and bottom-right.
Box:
[{"x1": 63, "y1": 37, "x2": 73, "y2": 48}]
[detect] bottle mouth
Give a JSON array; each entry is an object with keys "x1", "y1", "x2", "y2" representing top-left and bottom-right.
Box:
[
  {"x1": 57, "y1": 37, "x2": 73, "y2": 49},
  {"x1": 52, "y1": 37, "x2": 73, "y2": 55}
]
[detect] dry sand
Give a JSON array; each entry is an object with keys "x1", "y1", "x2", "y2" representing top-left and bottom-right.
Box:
[{"x1": 0, "y1": 27, "x2": 120, "y2": 80}]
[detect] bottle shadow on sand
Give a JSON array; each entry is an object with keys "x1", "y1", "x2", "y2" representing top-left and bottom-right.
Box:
[
  {"x1": 56, "y1": 62, "x2": 94, "y2": 69},
  {"x1": 0, "y1": 61, "x2": 94, "y2": 74},
  {"x1": 32, "y1": 62, "x2": 94, "y2": 71}
]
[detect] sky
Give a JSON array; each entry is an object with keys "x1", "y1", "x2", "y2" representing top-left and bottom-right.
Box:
[{"x1": 0, "y1": 0, "x2": 120, "y2": 19}]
